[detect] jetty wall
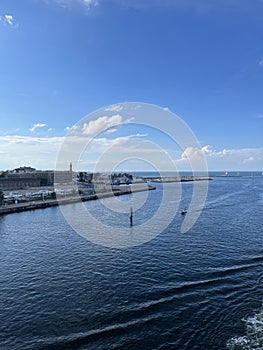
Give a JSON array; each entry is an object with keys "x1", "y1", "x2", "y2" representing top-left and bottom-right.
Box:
[{"x1": 0, "y1": 185, "x2": 156, "y2": 216}]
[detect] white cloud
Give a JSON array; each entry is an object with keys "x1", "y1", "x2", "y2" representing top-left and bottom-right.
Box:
[
  {"x1": 64, "y1": 115, "x2": 124, "y2": 135},
  {"x1": 0, "y1": 135, "x2": 64, "y2": 170},
  {"x1": 30, "y1": 123, "x2": 47, "y2": 132},
  {"x1": 176, "y1": 145, "x2": 263, "y2": 170},
  {"x1": 0, "y1": 130, "x2": 149, "y2": 170},
  {"x1": 79, "y1": 137, "x2": 177, "y2": 171},
  {"x1": 135, "y1": 133, "x2": 148, "y2": 137},
  {"x1": 0, "y1": 14, "x2": 18, "y2": 28},
  {"x1": 259, "y1": 60, "x2": 263, "y2": 66},
  {"x1": 4, "y1": 15, "x2": 14, "y2": 26},
  {"x1": 0, "y1": 132, "x2": 172, "y2": 171},
  {"x1": 1, "y1": 128, "x2": 262, "y2": 171},
  {"x1": 82, "y1": 115, "x2": 122, "y2": 135},
  {"x1": 106, "y1": 128, "x2": 118, "y2": 133},
  {"x1": 243, "y1": 156, "x2": 254, "y2": 164},
  {"x1": 64, "y1": 125, "x2": 79, "y2": 133}
]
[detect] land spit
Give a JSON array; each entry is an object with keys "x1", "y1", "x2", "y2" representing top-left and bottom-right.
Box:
[
  {"x1": 0, "y1": 185, "x2": 156, "y2": 216},
  {"x1": 0, "y1": 177, "x2": 212, "y2": 215}
]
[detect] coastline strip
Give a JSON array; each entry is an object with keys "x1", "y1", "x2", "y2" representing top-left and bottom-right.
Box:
[{"x1": 0, "y1": 185, "x2": 156, "y2": 216}]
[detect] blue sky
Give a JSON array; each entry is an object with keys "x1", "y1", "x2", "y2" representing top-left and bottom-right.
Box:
[{"x1": 0, "y1": 0, "x2": 263, "y2": 171}]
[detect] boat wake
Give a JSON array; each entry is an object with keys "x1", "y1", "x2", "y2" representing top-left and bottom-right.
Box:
[
  {"x1": 205, "y1": 189, "x2": 247, "y2": 208},
  {"x1": 226, "y1": 308, "x2": 263, "y2": 349},
  {"x1": 187, "y1": 189, "x2": 247, "y2": 213}
]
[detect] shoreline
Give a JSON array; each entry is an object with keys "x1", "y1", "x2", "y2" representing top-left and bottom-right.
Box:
[
  {"x1": 0, "y1": 185, "x2": 156, "y2": 216},
  {"x1": 144, "y1": 176, "x2": 212, "y2": 183}
]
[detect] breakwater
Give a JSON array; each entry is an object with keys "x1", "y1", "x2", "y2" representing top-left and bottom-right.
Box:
[
  {"x1": 0, "y1": 185, "x2": 156, "y2": 215},
  {"x1": 144, "y1": 176, "x2": 211, "y2": 183}
]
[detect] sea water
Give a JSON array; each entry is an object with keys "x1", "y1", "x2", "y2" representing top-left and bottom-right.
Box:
[{"x1": 0, "y1": 175, "x2": 263, "y2": 349}]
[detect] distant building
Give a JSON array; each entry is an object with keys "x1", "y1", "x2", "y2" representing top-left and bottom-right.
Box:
[
  {"x1": 35, "y1": 171, "x2": 54, "y2": 186},
  {"x1": 11, "y1": 166, "x2": 36, "y2": 174},
  {"x1": 0, "y1": 164, "x2": 76, "y2": 190},
  {"x1": 0, "y1": 178, "x2": 41, "y2": 190},
  {"x1": 6, "y1": 170, "x2": 54, "y2": 186},
  {"x1": 54, "y1": 163, "x2": 73, "y2": 184},
  {"x1": 92, "y1": 173, "x2": 112, "y2": 191},
  {"x1": 77, "y1": 172, "x2": 93, "y2": 183}
]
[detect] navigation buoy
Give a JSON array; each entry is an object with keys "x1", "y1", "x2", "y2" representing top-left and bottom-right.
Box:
[{"x1": 130, "y1": 207, "x2": 133, "y2": 226}]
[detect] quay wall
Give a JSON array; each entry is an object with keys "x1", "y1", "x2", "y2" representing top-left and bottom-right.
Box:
[{"x1": 0, "y1": 185, "x2": 156, "y2": 216}]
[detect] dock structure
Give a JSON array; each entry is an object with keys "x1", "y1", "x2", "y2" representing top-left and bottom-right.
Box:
[
  {"x1": 143, "y1": 176, "x2": 211, "y2": 183},
  {"x1": 0, "y1": 185, "x2": 156, "y2": 216}
]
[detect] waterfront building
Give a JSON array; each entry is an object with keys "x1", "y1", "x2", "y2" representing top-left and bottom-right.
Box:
[
  {"x1": 54, "y1": 163, "x2": 74, "y2": 185},
  {"x1": 0, "y1": 178, "x2": 41, "y2": 190}
]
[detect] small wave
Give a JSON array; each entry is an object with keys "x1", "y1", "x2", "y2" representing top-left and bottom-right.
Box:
[
  {"x1": 226, "y1": 308, "x2": 263, "y2": 349},
  {"x1": 258, "y1": 193, "x2": 263, "y2": 205},
  {"x1": 22, "y1": 313, "x2": 163, "y2": 350}
]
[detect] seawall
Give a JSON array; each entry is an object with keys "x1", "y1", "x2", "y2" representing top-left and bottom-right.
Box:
[{"x1": 0, "y1": 185, "x2": 156, "y2": 216}]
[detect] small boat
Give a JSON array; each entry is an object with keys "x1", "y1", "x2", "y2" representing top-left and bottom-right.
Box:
[{"x1": 181, "y1": 209, "x2": 187, "y2": 215}]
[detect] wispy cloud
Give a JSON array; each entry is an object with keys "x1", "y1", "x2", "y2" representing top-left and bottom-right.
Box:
[
  {"x1": 30, "y1": 123, "x2": 47, "y2": 132},
  {"x1": 0, "y1": 132, "x2": 262, "y2": 171},
  {"x1": 0, "y1": 133, "x2": 152, "y2": 170},
  {"x1": 82, "y1": 0, "x2": 99, "y2": 8},
  {"x1": 41, "y1": 0, "x2": 263, "y2": 16},
  {"x1": 259, "y1": 60, "x2": 263, "y2": 66},
  {"x1": 111, "y1": 0, "x2": 263, "y2": 16},
  {"x1": 66, "y1": 114, "x2": 135, "y2": 136},
  {"x1": 0, "y1": 14, "x2": 18, "y2": 28},
  {"x1": 47, "y1": 0, "x2": 99, "y2": 10},
  {"x1": 104, "y1": 104, "x2": 124, "y2": 112},
  {"x1": 0, "y1": 128, "x2": 20, "y2": 136}
]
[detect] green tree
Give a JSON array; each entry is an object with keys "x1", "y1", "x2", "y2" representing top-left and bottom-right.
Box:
[
  {"x1": 50, "y1": 191, "x2": 56, "y2": 200},
  {"x1": 78, "y1": 172, "x2": 84, "y2": 182},
  {"x1": 0, "y1": 190, "x2": 4, "y2": 206}
]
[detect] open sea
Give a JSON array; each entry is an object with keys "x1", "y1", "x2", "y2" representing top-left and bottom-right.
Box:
[{"x1": 1, "y1": 174, "x2": 263, "y2": 349}]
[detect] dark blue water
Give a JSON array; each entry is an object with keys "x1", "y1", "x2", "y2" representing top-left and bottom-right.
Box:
[{"x1": 0, "y1": 176, "x2": 263, "y2": 350}]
